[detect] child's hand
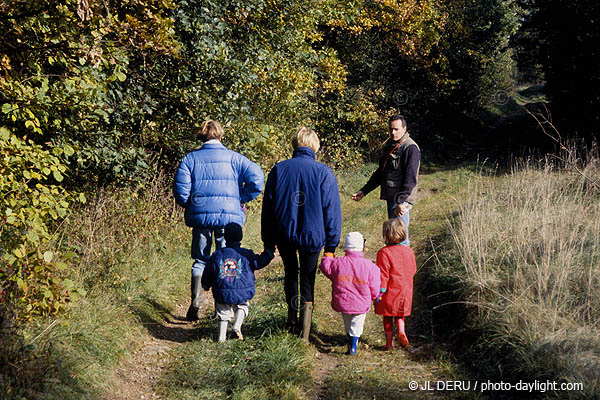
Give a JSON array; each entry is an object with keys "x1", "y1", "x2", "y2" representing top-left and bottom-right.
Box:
[
  {"x1": 375, "y1": 288, "x2": 386, "y2": 303},
  {"x1": 323, "y1": 252, "x2": 335, "y2": 258}
]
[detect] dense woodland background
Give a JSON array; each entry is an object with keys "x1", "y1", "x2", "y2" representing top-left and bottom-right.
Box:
[{"x1": 1, "y1": 1, "x2": 599, "y2": 398}]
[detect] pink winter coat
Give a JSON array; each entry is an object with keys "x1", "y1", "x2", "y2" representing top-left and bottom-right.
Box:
[{"x1": 320, "y1": 251, "x2": 381, "y2": 314}]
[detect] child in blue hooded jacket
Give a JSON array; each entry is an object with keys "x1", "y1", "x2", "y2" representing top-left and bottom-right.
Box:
[{"x1": 202, "y1": 223, "x2": 274, "y2": 341}]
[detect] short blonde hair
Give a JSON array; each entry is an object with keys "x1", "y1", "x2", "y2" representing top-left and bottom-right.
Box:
[
  {"x1": 292, "y1": 126, "x2": 320, "y2": 153},
  {"x1": 198, "y1": 120, "x2": 224, "y2": 142},
  {"x1": 382, "y1": 218, "x2": 407, "y2": 244}
]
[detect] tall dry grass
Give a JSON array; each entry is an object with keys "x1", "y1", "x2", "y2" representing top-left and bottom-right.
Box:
[{"x1": 446, "y1": 146, "x2": 600, "y2": 397}]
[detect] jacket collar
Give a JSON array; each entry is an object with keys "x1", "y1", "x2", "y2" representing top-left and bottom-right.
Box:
[
  {"x1": 292, "y1": 147, "x2": 316, "y2": 159},
  {"x1": 201, "y1": 140, "x2": 225, "y2": 148},
  {"x1": 344, "y1": 250, "x2": 364, "y2": 258},
  {"x1": 226, "y1": 242, "x2": 241, "y2": 248}
]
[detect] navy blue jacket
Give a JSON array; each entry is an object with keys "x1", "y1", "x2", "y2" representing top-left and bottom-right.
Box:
[
  {"x1": 201, "y1": 244, "x2": 274, "y2": 305},
  {"x1": 173, "y1": 141, "x2": 264, "y2": 228},
  {"x1": 261, "y1": 147, "x2": 342, "y2": 253}
]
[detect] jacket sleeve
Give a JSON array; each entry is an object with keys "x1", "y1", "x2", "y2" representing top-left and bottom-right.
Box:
[
  {"x1": 369, "y1": 262, "x2": 381, "y2": 300},
  {"x1": 395, "y1": 145, "x2": 420, "y2": 204},
  {"x1": 250, "y1": 249, "x2": 275, "y2": 271},
  {"x1": 173, "y1": 156, "x2": 191, "y2": 207},
  {"x1": 319, "y1": 256, "x2": 335, "y2": 279},
  {"x1": 376, "y1": 249, "x2": 390, "y2": 290},
  {"x1": 237, "y1": 154, "x2": 264, "y2": 204},
  {"x1": 261, "y1": 167, "x2": 277, "y2": 250},
  {"x1": 360, "y1": 163, "x2": 382, "y2": 196},
  {"x1": 201, "y1": 256, "x2": 216, "y2": 290},
  {"x1": 321, "y1": 168, "x2": 342, "y2": 253}
]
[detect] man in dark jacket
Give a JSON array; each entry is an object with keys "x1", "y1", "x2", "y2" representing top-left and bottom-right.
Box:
[
  {"x1": 202, "y1": 223, "x2": 274, "y2": 341},
  {"x1": 173, "y1": 120, "x2": 264, "y2": 321},
  {"x1": 352, "y1": 115, "x2": 420, "y2": 246},
  {"x1": 262, "y1": 126, "x2": 342, "y2": 341}
]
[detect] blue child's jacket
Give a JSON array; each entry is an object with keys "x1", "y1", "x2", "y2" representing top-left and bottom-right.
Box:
[{"x1": 201, "y1": 243, "x2": 274, "y2": 305}]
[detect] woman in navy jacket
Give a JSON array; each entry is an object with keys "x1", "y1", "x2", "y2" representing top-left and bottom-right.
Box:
[{"x1": 261, "y1": 127, "x2": 342, "y2": 341}]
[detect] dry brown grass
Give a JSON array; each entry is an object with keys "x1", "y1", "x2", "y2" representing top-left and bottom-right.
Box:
[{"x1": 447, "y1": 147, "x2": 600, "y2": 397}]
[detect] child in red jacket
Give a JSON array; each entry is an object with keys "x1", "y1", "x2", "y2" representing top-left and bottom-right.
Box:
[{"x1": 374, "y1": 218, "x2": 417, "y2": 349}]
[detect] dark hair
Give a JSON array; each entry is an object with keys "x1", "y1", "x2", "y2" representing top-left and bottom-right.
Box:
[
  {"x1": 224, "y1": 222, "x2": 243, "y2": 243},
  {"x1": 389, "y1": 114, "x2": 407, "y2": 128}
]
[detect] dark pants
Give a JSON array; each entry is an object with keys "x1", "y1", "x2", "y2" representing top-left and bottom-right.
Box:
[{"x1": 278, "y1": 243, "x2": 320, "y2": 324}]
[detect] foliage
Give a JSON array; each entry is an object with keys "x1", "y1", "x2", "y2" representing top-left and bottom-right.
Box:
[
  {"x1": 1, "y1": 177, "x2": 188, "y2": 399},
  {"x1": 0, "y1": 127, "x2": 85, "y2": 319}
]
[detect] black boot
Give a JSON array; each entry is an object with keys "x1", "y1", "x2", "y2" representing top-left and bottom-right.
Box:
[
  {"x1": 186, "y1": 275, "x2": 202, "y2": 321},
  {"x1": 285, "y1": 299, "x2": 299, "y2": 334}
]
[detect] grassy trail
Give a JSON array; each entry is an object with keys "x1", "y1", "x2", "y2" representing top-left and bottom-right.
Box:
[{"x1": 98, "y1": 162, "x2": 483, "y2": 399}]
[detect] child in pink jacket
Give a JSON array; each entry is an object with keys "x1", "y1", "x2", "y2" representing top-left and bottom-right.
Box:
[{"x1": 320, "y1": 232, "x2": 381, "y2": 355}]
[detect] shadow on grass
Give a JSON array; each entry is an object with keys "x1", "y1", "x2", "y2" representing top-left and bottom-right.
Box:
[{"x1": 129, "y1": 296, "x2": 213, "y2": 343}]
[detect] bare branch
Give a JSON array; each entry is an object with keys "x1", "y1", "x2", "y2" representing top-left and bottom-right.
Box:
[{"x1": 524, "y1": 105, "x2": 599, "y2": 192}]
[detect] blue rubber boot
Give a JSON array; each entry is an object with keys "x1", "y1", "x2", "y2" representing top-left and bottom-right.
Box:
[{"x1": 349, "y1": 336, "x2": 359, "y2": 355}]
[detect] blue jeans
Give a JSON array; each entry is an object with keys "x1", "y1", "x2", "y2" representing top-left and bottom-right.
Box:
[
  {"x1": 386, "y1": 200, "x2": 410, "y2": 247},
  {"x1": 191, "y1": 227, "x2": 225, "y2": 277}
]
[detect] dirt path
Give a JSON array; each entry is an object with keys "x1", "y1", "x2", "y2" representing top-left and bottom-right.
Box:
[{"x1": 101, "y1": 296, "x2": 214, "y2": 400}]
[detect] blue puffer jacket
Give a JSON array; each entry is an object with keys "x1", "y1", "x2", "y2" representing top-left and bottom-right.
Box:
[
  {"x1": 261, "y1": 147, "x2": 342, "y2": 253},
  {"x1": 173, "y1": 141, "x2": 264, "y2": 228},
  {"x1": 201, "y1": 244, "x2": 274, "y2": 304}
]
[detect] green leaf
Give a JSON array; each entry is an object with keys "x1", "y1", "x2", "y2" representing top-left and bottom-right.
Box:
[
  {"x1": 0, "y1": 127, "x2": 10, "y2": 140},
  {"x1": 115, "y1": 70, "x2": 127, "y2": 82},
  {"x1": 43, "y1": 250, "x2": 53, "y2": 263},
  {"x1": 2, "y1": 104, "x2": 12, "y2": 114},
  {"x1": 79, "y1": 193, "x2": 87, "y2": 204},
  {"x1": 53, "y1": 170, "x2": 64, "y2": 182},
  {"x1": 64, "y1": 144, "x2": 75, "y2": 157},
  {"x1": 25, "y1": 120, "x2": 35, "y2": 130},
  {"x1": 5, "y1": 208, "x2": 12, "y2": 216},
  {"x1": 3, "y1": 253, "x2": 17, "y2": 265},
  {"x1": 14, "y1": 248, "x2": 24, "y2": 258},
  {"x1": 62, "y1": 279, "x2": 74, "y2": 291}
]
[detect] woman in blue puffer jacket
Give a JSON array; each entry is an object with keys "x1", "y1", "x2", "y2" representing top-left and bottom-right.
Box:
[
  {"x1": 261, "y1": 126, "x2": 342, "y2": 341},
  {"x1": 173, "y1": 120, "x2": 264, "y2": 321}
]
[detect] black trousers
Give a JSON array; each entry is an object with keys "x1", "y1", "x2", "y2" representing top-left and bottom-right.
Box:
[{"x1": 278, "y1": 243, "x2": 320, "y2": 322}]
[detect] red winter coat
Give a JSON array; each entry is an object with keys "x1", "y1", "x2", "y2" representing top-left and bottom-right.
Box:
[{"x1": 374, "y1": 244, "x2": 417, "y2": 317}]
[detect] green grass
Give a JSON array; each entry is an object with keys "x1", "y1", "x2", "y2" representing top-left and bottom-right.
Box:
[
  {"x1": 158, "y1": 261, "x2": 312, "y2": 400},
  {"x1": 1, "y1": 178, "x2": 190, "y2": 400}
]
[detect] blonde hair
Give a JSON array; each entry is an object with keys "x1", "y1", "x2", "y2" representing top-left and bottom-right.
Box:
[
  {"x1": 382, "y1": 218, "x2": 407, "y2": 244},
  {"x1": 292, "y1": 126, "x2": 320, "y2": 153},
  {"x1": 197, "y1": 120, "x2": 224, "y2": 142}
]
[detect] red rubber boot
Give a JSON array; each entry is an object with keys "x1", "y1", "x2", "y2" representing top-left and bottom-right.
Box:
[
  {"x1": 383, "y1": 317, "x2": 394, "y2": 350},
  {"x1": 396, "y1": 317, "x2": 409, "y2": 348}
]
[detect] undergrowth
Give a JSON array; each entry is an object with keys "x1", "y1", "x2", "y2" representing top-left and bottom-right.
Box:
[{"x1": 0, "y1": 174, "x2": 189, "y2": 400}]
